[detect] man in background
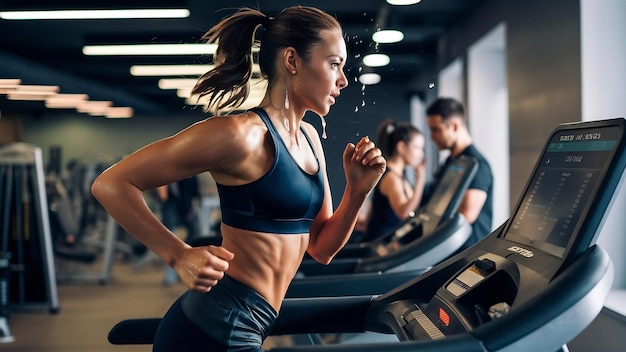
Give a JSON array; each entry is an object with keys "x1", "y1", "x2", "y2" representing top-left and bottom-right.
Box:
[{"x1": 425, "y1": 97, "x2": 494, "y2": 248}]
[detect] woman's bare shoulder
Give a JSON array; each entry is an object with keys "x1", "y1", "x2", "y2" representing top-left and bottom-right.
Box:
[
  {"x1": 194, "y1": 111, "x2": 262, "y2": 134},
  {"x1": 188, "y1": 111, "x2": 270, "y2": 175}
]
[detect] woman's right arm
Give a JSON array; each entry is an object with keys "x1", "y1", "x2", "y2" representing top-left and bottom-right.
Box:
[
  {"x1": 384, "y1": 163, "x2": 426, "y2": 219},
  {"x1": 91, "y1": 117, "x2": 248, "y2": 291}
]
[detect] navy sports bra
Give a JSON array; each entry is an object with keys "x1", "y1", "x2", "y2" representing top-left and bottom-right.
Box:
[{"x1": 216, "y1": 108, "x2": 325, "y2": 234}]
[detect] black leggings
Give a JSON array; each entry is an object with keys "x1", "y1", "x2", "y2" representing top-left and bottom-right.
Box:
[{"x1": 153, "y1": 275, "x2": 277, "y2": 352}]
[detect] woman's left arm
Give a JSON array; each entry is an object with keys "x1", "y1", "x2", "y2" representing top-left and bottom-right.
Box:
[{"x1": 307, "y1": 131, "x2": 386, "y2": 264}]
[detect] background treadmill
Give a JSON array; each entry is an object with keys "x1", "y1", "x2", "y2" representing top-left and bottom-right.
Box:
[
  {"x1": 187, "y1": 155, "x2": 478, "y2": 298},
  {"x1": 263, "y1": 117, "x2": 626, "y2": 351},
  {"x1": 105, "y1": 146, "x2": 479, "y2": 346},
  {"x1": 296, "y1": 155, "x2": 478, "y2": 278}
]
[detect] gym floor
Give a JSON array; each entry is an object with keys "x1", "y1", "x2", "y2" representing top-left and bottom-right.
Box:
[{"x1": 2, "y1": 259, "x2": 292, "y2": 352}]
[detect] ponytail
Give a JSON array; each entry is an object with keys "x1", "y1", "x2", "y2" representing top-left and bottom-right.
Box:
[
  {"x1": 191, "y1": 8, "x2": 265, "y2": 114},
  {"x1": 191, "y1": 6, "x2": 341, "y2": 115},
  {"x1": 376, "y1": 118, "x2": 421, "y2": 158},
  {"x1": 376, "y1": 119, "x2": 396, "y2": 158}
]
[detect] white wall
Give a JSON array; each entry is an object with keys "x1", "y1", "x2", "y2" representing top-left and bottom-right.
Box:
[
  {"x1": 581, "y1": 0, "x2": 626, "y2": 293},
  {"x1": 467, "y1": 23, "x2": 510, "y2": 230},
  {"x1": 435, "y1": 58, "x2": 463, "y2": 165},
  {"x1": 438, "y1": 58, "x2": 464, "y2": 101}
]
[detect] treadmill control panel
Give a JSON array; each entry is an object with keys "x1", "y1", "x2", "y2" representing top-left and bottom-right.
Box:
[
  {"x1": 400, "y1": 254, "x2": 519, "y2": 338},
  {"x1": 445, "y1": 258, "x2": 495, "y2": 296}
]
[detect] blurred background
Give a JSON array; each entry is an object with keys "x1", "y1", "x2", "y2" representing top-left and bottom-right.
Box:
[{"x1": 0, "y1": 0, "x2": 624, "y2": 351}]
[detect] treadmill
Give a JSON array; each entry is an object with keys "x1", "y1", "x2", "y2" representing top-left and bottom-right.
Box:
[
  {"x1": 263, "y1": 118, "x2": 626, "y2": 351},
  {"x1": 106, "y1": 146, "x2": 479, "y2": 346},
  {"x1": 177, "y1": 155, "x2": 478, "y2": 298},
  {"x1": 296, "y1": 155, "x2": 478, "y2": 278},
  {"x1": 285, "y1": 155, "x2": 477, "y2": 298}
]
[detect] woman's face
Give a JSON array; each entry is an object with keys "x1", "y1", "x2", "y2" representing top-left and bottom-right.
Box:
[
  {"x1": 292, "y1": 28, "x2": 348, "y2": 116},
  {"x1": 403, "y1": 133, "x2": 425, "y2": 167}
]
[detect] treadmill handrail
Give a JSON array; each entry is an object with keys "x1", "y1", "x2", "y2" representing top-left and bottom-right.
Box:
[
  {"x1": 474, "y1": 245, "x2": 613, "y2": 351},
  {"x1": 355, "y1": 213, "x2": 470, "y2": 273},
  {"x1": 286, "y1": 270, "x2": 426, "y2": 298},
  {"x1": 267, "y1": 333, "x2": 485, "y2": 352},
  {"x1": 342, "y1": 155, "x2": 478, "y2": 250}
]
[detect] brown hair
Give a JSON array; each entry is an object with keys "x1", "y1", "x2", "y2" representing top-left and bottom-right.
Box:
[
  {"x1": 426, "y1": 97, "x2": 467, "y2": 124},
  {"x1": 191, "y1": 6, "x2": 341, "y2": 114},
  {"x1": 376, "y1": 119, "x2": 422, "y2": 158}
]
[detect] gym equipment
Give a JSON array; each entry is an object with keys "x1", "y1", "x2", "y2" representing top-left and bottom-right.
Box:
[
  {"x1": 0, "y1": 252, "x2": 13, "y2": 343},
  {"x1": 105, "y1": 152, "x2": 478, "y2": 345},
  {"x1": 107, "y1": 118, "x2": 625, "y2": 349},
  {"x1": 295, "y1": 155, "x2": 478, "y2": 278},
  {"x1": 568, "y1": 306, "x2": 626, "y2": 351},
  {"x1": 186, "y1": 155, "x2": 478, "y2": 298},
  {"x1": 262, "y1": 118, "x2": 625, "y2": 351},
  {"x1": 46, "y1": 148, "x2": 126, "y2": 285},
  {"x1": 0, "y1": 143, "x2": 59, "y2": 313}
]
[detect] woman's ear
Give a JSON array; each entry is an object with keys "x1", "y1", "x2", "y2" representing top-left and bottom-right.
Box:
[
  {"x1": 282, "y1": 47, "x2": 298, "y2": 74},
  {"x1": 396, "y1": 140, "x2": 407, "y2": 156}
]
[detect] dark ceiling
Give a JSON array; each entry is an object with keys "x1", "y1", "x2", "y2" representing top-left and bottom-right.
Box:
[{"x1": 0, "y1": 0, "x2": 475, "y2": 117}]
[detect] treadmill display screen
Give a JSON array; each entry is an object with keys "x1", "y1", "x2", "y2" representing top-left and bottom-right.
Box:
[
  {"x1": 503, "y1": 126, "x2": 620, "y2": 257},
  {"x1": 427, "y1": 163, "x2": 468, "y2": 218}
]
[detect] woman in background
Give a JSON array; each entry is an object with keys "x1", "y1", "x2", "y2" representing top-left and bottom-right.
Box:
[{"x1": 364, "y1": 119, "x2": 426, "y2": 242}]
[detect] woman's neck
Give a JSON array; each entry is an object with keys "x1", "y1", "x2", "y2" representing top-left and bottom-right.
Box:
[
  {"x1": 259, "y1": 97, "x2": 303, "y2": 140},
  {"x1": 386, "y1": 158, "x2": 406, "y2": 177}
]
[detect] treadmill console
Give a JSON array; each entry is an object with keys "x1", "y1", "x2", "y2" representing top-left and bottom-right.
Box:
[
  {"x1": 502, "y1": 124, "x2": 623, "y2": 258},
  {"x1": 392, "y1": 119, "x2": 626, "y2": 342},
  {"x1": 374, "y1": 156, "x2": 477, "y2": 256}
]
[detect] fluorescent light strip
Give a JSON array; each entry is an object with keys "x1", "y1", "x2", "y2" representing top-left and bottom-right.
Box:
[
  {"x1": 162, "y1": 75, "x2": 266, "y2": 92},
  {"x1": 0, "y1": 78, "x2": 133, "y2": 117},
  {"x1": 186, "y1": 81, "x2": 267, "y2": 109},
  {"x1": 15, "y1": 85, "x2": 60, "y2": 92},
  {"x1": 6, "y1": 85, "x2": 59, "y2": 100},
  {"x1": 0, "y1": 9, "x2": 190, "y2": 20},
  {"x1": 45, "y1": 94, "x2": 89, "y2": 108},
  {"x1": 46, "y1": 93, "x2": 89, "y2": 102},
  {"x1": 131, "y1": 64, "x2": 261, "y2": 77},
  {"x1": 77, "y1": 101, "x2": 112, "y2": 114},
  {"x1": 158, "y1": 78, "x2": 198, "y2": 90},
  {"x1": 7, "y1": 94, "x2": 52, "y2": 101},
  {"x1": 83, "y1": 43, "x2": 218, "y2": 56},
  {"x1": 105, "y1": 107, "x2": 134, "y2": 118},
  {"x1": 131, "y1": 64, "x2": 214, "y2": 76},
  {"x1": 177, "y1": 88, "x2": 192, "y2": 99},
  {"x1": 0, "y1": 78, "x2": 21, "y2": 87}
]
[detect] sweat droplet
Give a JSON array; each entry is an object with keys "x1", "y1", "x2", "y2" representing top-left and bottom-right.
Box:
[
  {"x1": 429, "y1": 82, "x2": 435, "y2": 89},
  {"x1": 354, "y1": 106, "x2": 359, "y2": 112},
  {"x1": 361, "y1": 101, "x2": 366, "y2": 107},
  {"x1": 320, "y1": 115, "x2": 327, "y2": 139}
]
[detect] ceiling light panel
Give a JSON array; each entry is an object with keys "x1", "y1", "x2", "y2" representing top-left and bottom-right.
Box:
[
  {"x1": 372, "y1": 30, "x2": 405, "y2": 44},
  {"x1": 359, "y1": 73, "x2": 382, "y2": 85},
  {"x1": 363, "y1": 53, "x2": 391, "y2": 67},
  {"x1": 386, "y1": 0, "x2": 422, "y2": 5},
  {"x1": 0, "y1": 9, "x2": 190, "y2": 20},
  {"x1": 130, "y1": 64, "x2": 262, "y2": 76},
  {"x1": 83, "y1": 43, "x2": 218, "y2": 56}
]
